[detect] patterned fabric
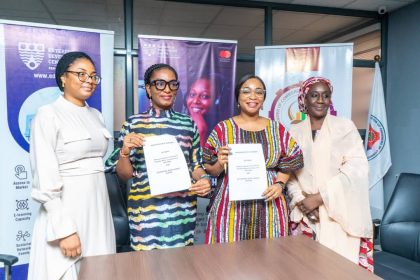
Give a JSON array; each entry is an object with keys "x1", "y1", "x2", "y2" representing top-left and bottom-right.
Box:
[
  {"x1": 203, "y1": 118, "x2": 303, "y2": 243},
  {"x1": 105, "y1": 107, "x2": 202, "y2": 251},
  {"x1": 290, "y1": 221, "x2": 374, "y2": 272},
  {"x1": 298, "y1": 76, "x2": 333, "y2": 113}
]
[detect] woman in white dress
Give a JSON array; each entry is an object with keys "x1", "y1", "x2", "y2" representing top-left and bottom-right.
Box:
[{"x1": 28, "y1": 52, "x2": 116, "y2": 280}]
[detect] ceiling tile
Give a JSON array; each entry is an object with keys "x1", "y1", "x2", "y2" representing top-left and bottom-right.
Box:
[
  {"x1": 272, "y1": 11, "x2": 324, "y2": 29},
  {"x1": 345, "y1": 0, "x2": 416, "y2": 11},
  {"x1": 203, "y1": 25, "x2": 254, "y2": 40},
  {"x1": 243, "y1": 25, "x2": 265, "y2": 40},
  {"x1": 212, "y1": 6, "x2": 264, "y2": 27},
  {"x1": 290, "y1": 0, "x2": 355, "y2": 8},
  {"x1": 304, "y1": 15, "x2": 366, "y2": 32},
  {"x1": 282, "y1": 29, "x2": 327, "y2": 44},
  {"x1": 272, "y1": 28, "x2": 298, "y2": 41},
  {"x1": 158, "y1": 25, "x2": 209, "y2": 38},
  {"x1": 161, "y1": 2, "x2": 222, "y2": 24}
]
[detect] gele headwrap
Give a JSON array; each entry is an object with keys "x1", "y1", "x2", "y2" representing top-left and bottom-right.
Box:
[{"x1": 298, "y1": 76, "x2": 333, "y2": 113}]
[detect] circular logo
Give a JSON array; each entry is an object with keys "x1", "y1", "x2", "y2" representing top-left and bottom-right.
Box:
[
  {"x1": 269, "y1": 82, "x2": 338, "y2": 130},
  {"x1": 366, "y1": 115, "x2": 386, "y2": 161},
  {"x1": 269, "y1": 83, "x2": 304, "y2": 130},
  {"x1": 219, "y1": 50, "x2": 231, "y2": 59}
]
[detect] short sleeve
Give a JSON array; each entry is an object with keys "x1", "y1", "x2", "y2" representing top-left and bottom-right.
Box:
[
  {"x1": 277, "y1": 122, "x2": 304, "y2": 173},
  {"x1": 202, "y1": 123, "x2": 222, "y2": 165}
]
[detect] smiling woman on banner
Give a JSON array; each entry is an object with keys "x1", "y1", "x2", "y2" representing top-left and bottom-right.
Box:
[
  {"x1": 202, "y1": 74, "x2": 304, "y2": 243},
  {"x1": 105, "y1": 63, "x2": 210, "y2": 251},
  {"x1": 28, "y1": 52, "x2": 116, "y2": 280},
  {"x1": 186, "y1": 77, "x2": 214, "y2": 147},
  {"x1": 287, "y1": 76, "x2": 374, "y2": 271}
]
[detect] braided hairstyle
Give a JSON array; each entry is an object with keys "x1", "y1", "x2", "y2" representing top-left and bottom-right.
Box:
[{"x1": 144, "y1": 63, "x2": 178, "y2": 99}]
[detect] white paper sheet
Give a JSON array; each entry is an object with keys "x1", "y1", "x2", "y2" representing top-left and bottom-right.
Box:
[
  {"x1": 228, "y1": 144, "x2": 267, "y2": 201},
  {"x1": 143, "y1": 135, "x2": 191, "y2": 195}
]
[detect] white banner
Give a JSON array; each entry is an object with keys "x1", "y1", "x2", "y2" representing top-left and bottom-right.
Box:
[
  {"x1": 0, "y1": 19, "x2": 114, "y2": 278},
  {"x1": 255, "y1": 43, "x2": 353, "y2": 128}
]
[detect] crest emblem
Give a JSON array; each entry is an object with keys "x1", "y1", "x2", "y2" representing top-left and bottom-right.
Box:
[
  {"x1": 18, "y1": 42, "x2": 45, "y2": 70},
  {"x1": 366, "y1": 115, "x2": 386, "y2": 161}
]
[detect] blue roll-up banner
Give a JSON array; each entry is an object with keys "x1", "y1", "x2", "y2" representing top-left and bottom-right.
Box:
[{"x1": 0, "y1": 20, "x2": 114, "y2": 279}]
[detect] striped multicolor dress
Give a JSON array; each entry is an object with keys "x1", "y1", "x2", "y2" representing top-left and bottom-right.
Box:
[
  {"x1": 105, "y1": 107, "x2": 202, "y2": 251},
  {"x1": 203, "y1": 118, "x2": 303, "y2": 243}
]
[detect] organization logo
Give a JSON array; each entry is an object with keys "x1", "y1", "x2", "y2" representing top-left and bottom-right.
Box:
[
  {"x1": 219, "y1": 50, "x2": 231, "y2": 59},
  {"x1": 269, "y1": 83, "x2": 305, "y2": 130},
  {"x1": 18, "y1": 42, "x2": 45, "y2": 70},
  {"x1": 366, "y1": 115, "x2": 386, "y2": 161}
]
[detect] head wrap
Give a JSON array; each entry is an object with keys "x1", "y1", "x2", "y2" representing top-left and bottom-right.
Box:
[
  {"x1": 55, "y1": 51, "x2": 94, "y2": 91},
  {"x1": 298, "y1": 76, "x2": 333, "y2": 113}
]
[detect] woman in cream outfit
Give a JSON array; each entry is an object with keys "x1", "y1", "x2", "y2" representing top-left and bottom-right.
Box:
[
  {"x1": 28, "y1": 52, "x2": 115, "y2": 280},
  {"x1": 288, "y1": 77, "x2": 374, "y2": 271}
]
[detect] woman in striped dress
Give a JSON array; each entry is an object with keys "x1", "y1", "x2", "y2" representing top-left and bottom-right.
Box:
[
  {"x1": 203, "y1": 74, "x2": 304, "y2": 243},
  {"x1": 105, "y1": 64, "x2": 211, "y2": 251}
]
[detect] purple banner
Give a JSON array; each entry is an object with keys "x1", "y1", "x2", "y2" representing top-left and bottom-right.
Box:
[
  {"x1": 4, "y1": 24, "x2": 101, "y2": 152},
  {"x1": 138, "y1": 37, "x2": 237, "y2": 146}
]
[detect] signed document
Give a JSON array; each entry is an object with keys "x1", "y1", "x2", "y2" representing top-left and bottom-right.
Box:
[
  {"x1": 228, "y1": 144, "x2": 267, "y2": 201},
  {"x1": 143, "y1": 135, "x2": 191, "y2": 196}
]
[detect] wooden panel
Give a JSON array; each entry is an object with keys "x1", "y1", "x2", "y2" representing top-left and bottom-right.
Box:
[{"x1": 79, "y1": 236, "x2": 381, "y2": 280}]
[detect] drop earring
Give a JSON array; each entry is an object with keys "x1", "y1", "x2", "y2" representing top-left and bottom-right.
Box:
[{"x1": 62, "y1": 82, "x2": 65, "y2": 88}]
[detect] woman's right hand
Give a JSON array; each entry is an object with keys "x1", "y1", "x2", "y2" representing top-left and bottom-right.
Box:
[
  {"x1": 121, "y1": 133, "x2": 145, "y2": 156},
  {"x1": 59, "y1": 233, "x2": 81, "y2": 258},
  {"x1": 217, "y1": 146, "x2": 230, "y2": 166}
]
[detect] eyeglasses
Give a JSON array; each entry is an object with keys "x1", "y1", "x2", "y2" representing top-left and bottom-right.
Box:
[
  {"x1": 150, "y1": 79, "x2": 180, "y2": 91},
  {"x1": 240, "y1": 87, "x2": 265, "y2": 97},
  {"x1": 66, "y1": 71, "x2": 101, "y2": 85},
  {"x1": 188, "y1": 92, "x2": 211, "y2": 100}
]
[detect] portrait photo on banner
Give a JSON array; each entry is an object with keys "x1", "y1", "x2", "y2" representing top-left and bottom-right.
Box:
[{"x1": 137, "y1": 35, "x2": 237, "y2": 146}]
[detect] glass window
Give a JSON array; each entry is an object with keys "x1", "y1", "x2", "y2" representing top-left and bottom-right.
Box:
[
  {"x1": 236, "y1": 61, "x2": 255, "y2": 81},
  {"x1": 352, "y1": 67, "x2": 374, "y2": 129},
  {"x1": 133, "y1": 56, "x2": 140, "y2": 115},
  {"x1": 133, "y1": 1, "x2": 263, "y2": 56},
  {"x1": 0, "y1": 0, "x2": 125, "y2": 48},
  {"x1": 113, "y1": 56, "x2": 126, "y2": 131},
  {"x1": 353, "y1": 31, "x2": 381, "y2": 60}
]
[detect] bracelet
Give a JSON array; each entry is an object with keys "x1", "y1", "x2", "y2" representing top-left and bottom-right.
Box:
[
  {"x1": 273, "y1": 181, "x2": 286, "y2": 189},
  {"x1": 200, "y1": 174, "x2": 211, "y2": 180},
  {"x1": 119, "y1": 149, "x2": 130, "y2": 158}
]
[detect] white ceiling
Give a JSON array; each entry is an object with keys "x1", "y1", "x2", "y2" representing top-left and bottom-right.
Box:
[{"x1": 0, "y1": 0, "x2": 417, "y2": 57}]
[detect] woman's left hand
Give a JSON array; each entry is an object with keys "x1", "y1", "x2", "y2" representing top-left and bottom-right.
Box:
[
  {"x1": 190, "y1": 178, "x2": 211, "y2": 197},
  {"x1": 263, "y1": 183, "x2": 283, "y2": 202},
  {"x1": 297, "y1": 192, "x2": 323, "y2": 215}
]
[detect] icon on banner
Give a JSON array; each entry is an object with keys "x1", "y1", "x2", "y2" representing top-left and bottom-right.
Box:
[
  {"x1": 16, "y1": 199, "x2": 29, "y2": 211},
  {"x1": 15, "y1": 165, "x2": 28, "y2": 180},
  {"x1": 18, "y1": 42, "x2": 45, "y2": 70},
  {"x1": 16, "y1": 230, "x2": 31, "y2": 242}
]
